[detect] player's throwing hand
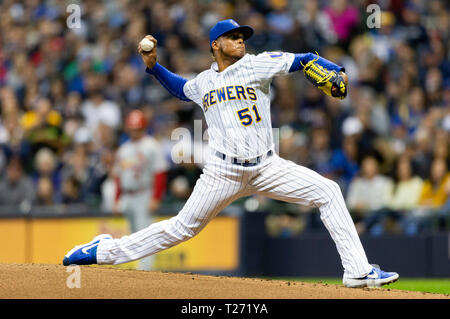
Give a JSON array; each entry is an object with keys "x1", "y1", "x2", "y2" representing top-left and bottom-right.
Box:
[{"x1": 138, "y1": 35, "x2": 158, "y2": 69}]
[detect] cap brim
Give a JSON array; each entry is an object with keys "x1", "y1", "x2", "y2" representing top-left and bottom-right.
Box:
[{"x1": 222, "y1": 25, "x2": 254, "y2": 41}]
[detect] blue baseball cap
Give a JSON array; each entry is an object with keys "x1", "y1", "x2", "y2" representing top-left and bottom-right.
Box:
[{"x1": 209, "y1": 19, "x2": 254, "y2": 47}]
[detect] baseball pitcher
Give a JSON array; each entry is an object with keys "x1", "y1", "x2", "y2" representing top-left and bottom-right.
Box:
[{"x1": 63, "y1": 20, "x2": 398, "y2": 288}]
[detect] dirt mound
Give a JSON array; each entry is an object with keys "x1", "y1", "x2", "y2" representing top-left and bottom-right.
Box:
[{"x1": 0, "y1": 263, "x2": 447, "y2": 299}]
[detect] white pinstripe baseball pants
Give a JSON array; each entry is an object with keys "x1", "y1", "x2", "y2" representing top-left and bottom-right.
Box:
[{"x1": 97, "y1": 152, "x2": 372, "y2": 278}]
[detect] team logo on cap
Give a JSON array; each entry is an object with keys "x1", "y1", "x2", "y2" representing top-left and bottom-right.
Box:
[{"x1": 229, "y1": 19, "x2": 239, "y2": 26}]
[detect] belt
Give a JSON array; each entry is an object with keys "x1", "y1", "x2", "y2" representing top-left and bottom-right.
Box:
[{"x1": 215, "y1": 150, "x2": 273, "y2": 167}]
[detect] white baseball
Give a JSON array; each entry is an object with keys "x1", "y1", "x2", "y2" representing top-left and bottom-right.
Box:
[{"x1": 140, "y1": 38, "x2": 154, "y2": 52}]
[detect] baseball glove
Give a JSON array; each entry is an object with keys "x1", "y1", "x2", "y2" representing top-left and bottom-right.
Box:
[{"x1": 302, "y1": 57, "x2": 348, "y2": 100}]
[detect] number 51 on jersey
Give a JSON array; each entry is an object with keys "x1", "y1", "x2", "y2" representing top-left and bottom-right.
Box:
[{"x1": 237, "y1": 104, "x2": 262, "y2": 126}]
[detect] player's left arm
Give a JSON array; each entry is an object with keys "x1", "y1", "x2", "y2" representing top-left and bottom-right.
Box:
[
  {"x1": 289, "y1": 52, "x2": 348, "y2": 99},
  {"x1": 288, "y1": 53, "x2": 344, "y2": 73}
]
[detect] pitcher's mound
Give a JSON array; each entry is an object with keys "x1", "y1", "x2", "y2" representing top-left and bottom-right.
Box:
[{"x1": 0, "y1": 263, "x2": 447, "y2": 299}]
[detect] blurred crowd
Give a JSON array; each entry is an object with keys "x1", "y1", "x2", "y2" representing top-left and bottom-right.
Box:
[{"x1": 0, "y1": 0, "x2": 448, "y2": 235}]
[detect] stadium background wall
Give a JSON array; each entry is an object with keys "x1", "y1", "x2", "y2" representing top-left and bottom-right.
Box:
[
  {"x1": 0, "y1": 211, "x2": 239, "y2": 272},
  {"x1": 0, "y1": 210, "x2": 448, "y2": 277}
]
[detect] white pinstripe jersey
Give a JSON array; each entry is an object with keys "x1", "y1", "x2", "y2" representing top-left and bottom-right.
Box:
[{"x1": 183, "y1": 52, "x2": 295, "y2": 159}]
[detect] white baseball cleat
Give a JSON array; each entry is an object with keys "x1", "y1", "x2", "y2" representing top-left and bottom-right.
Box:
[
  {"x1": 62, "y1": 234, "x2": 112, "y2": 266},
  {"x1": 343, "y1": 266, "x2": 399, "y2": 288}
]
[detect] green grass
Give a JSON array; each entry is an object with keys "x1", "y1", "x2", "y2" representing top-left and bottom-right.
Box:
[{"x1": 273, "y1": 278, "x2": 450, "y2": 295}]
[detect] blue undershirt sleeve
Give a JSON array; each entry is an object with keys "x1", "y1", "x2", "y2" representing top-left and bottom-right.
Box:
[
  {"x1": 288, "y1": 53, "x2": 345, "y2": 73},
  {"x1": 145, "y1": 63, "x2": 191, "y2": 102}
]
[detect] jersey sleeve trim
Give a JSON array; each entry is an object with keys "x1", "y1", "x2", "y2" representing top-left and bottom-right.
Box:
[{"x1": 288, "y1": 53, "x2": 345, "y2": 73}]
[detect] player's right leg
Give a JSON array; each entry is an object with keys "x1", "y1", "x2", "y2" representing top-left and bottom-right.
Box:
[
  {"x1": 63, "y1": 155, "x2": 250, "y2": 266},
  {"x1": 249, "y1": 154, "x2": 398, "y2": 288}
]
